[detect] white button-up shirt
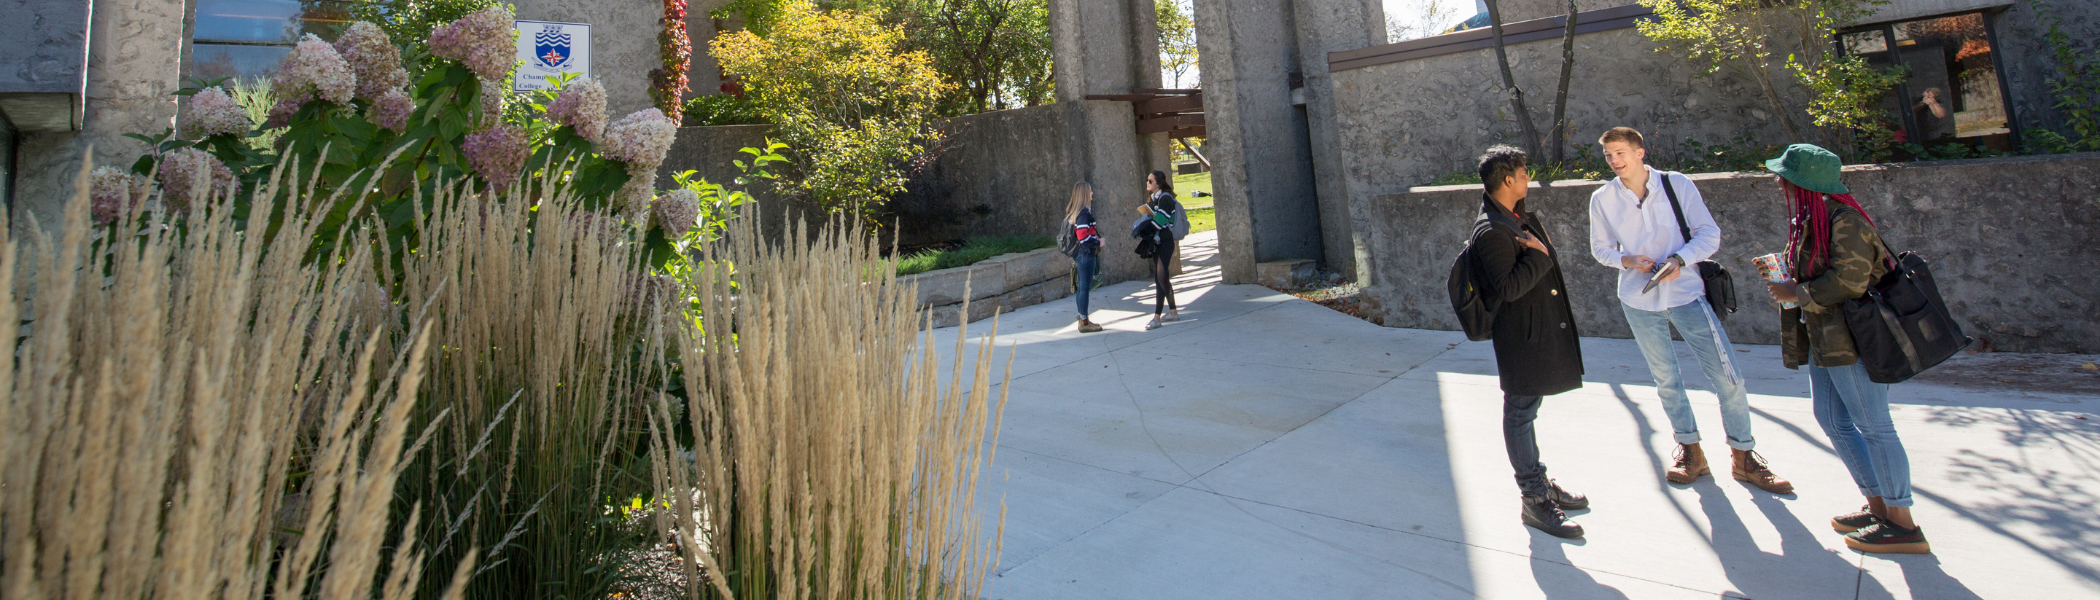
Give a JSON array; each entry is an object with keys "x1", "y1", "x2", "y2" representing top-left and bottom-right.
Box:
[{"x1": 1588, "y1": 167, "x2": 1721, "y2": 312}]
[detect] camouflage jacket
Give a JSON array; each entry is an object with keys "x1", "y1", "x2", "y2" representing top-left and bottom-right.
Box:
[{"x1": 1780, "y1": 206, "x2": 1891, "y2": 369}]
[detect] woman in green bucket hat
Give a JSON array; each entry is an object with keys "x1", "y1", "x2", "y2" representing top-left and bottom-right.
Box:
[{"x1": 1761, "y1": 143, "x2": 1929, "y2": 555}]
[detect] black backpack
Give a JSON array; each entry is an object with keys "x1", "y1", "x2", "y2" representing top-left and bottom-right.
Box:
[{"x1": 1447, "y1": 213, "x2": 1522, "y2": 342}]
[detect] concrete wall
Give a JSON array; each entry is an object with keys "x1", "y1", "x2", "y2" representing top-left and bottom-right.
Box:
[
  {"x1": 1355, "y1": 153, "x2": 2100, "y2": 355},
  {"x1": 13, "y1": 0, "x2": 188, "y2": 235},
  {"x1": 892, "y1": 104, "x2": 1075, "y2": 247},
  {"x1": 652, "y1": 124, "x2": 827, "y2": 244}
]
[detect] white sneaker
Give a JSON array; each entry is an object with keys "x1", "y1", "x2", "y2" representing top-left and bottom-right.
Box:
[
  {"x1": 1163, "y1": 309, "x2": 1180, "y2": 322},
  {"x1": 1145, "y1": 317, "x2": 1162, "y2": 330}
]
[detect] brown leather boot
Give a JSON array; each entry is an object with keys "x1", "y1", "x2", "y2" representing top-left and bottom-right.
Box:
[
  {"x1": 1666, "y1": 443, "x2": 1709, "y2": 484},
  {"x1": 1732, "y1": 449, "x2": 1795, "y2": 494}
]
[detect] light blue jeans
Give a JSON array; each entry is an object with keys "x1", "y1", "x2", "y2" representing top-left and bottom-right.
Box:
[
  {"x1": 1810, "y1": 359, "x2": 1913, "y2": 507},
  {"x1": 1622, "y1": 297, "x2": 1755, "y2": 450}
]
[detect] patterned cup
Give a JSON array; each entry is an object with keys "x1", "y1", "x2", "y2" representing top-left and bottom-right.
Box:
[{"x1": 1753, "y1": 253, "x2": 1799, "y2": 309}]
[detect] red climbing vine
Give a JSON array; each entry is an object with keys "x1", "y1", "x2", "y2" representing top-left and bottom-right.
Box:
[{"x1": 650, "y1": 0, "x2": 692, "y2": 117}]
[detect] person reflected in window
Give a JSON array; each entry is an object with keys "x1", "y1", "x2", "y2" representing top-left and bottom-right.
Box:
[{"x1": 1911, "y1": 87, "x2": 1951, "y2": 144}]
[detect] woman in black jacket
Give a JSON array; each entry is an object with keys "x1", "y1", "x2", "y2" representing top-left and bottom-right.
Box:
[{"x1": 1132, "y1": 170, "x2": 1181, "y2": 330}]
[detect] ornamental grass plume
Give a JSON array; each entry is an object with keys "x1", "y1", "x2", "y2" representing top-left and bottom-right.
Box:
[
  {"x1": 273, "y1": 34, "x2": 356, "y2": 105},
  {"x1": 335, "y1": 21, "x2": 410, "y2": 101},
  {"x1": 430, "y1": 6, "x2": 519, "y2": 82},
  {"x1": 157, "y1": 147, "x2": 240, "y2": 210},
  {"x1": 601, "y1": 108, "x2": 678, "y2": 169},
  {"x1": 89, "y1": 166, "x2": 152, "y2": 225},
  {"x1": 182, "y1": 86, "x2": 251, "y2": 138},
  {"x1": 648, "y1": 207, "x2": 1008, "y2": 600},
  {"x1": 546, "y1": 78, "x2": 609, "y2": 142},
  {"x1": 615, "y1": 169, "x2": 657, "y2": 215},
  {"x1": 460, "y1": 124, "x2": 531, "y2": 191},
  {"x1": 650, "y1": 187, "x2": 699, "y2": 238},
  {"x1": 0, "y1": 158, "x2": 472, "y2": 597}
]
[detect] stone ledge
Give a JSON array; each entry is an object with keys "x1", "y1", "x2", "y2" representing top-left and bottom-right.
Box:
[{"x1": 903, "y1": 247, "x2": 1073, "y2": 329}]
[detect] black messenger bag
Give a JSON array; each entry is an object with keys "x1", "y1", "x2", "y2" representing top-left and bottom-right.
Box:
[
  {"x1": 1840, "y1": 230, "x2": 1972, "y2": 384},
  {"x1": 1660, "y1": 176, "x2": 1738, "y2": 320}
]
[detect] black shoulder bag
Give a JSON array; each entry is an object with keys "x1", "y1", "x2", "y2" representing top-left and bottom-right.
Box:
[
  {"x1": 1835, "y1": 213, "x2": 1972, "y2": 383},
  {"x1": 1660, "y1": 176, "x2": 1738, "y2": 320}
]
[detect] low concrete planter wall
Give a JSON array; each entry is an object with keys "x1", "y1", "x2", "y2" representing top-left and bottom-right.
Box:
[
  {"x1": 899, "y1": 247, "x2": 1074, "y2": 328},
  {"x1": 1355, "y1": 152, "x2": 2100, "y2": 354}
]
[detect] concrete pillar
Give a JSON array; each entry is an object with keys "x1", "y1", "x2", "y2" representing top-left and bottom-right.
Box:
[
  {"x1": 14, "y1": 0, "x2": 189, "y2": 236},
  {"x1": 1292, "y1": 0, "x2": 1385, "y2": 280},
  {"x1": 1049, "y1": 0, "x2": 1168, "y2": 284},
  {"x1": 1191, "y1": 0, "x2": 1324, "y2": 284}
]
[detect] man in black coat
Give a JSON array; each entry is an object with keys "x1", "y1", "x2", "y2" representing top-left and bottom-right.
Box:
[{"x1": 1471, "y1": 145, "x2": 1589, "y2": 538}]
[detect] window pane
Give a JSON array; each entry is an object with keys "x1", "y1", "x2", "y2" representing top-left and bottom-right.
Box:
[
  {"x1": 193, "y1": 0, "x2": 358, "y2": 45},
  {"x1": 1895, "y1": 13, "x2": 2008, "y2": 146},
  {"x1": 1843, "y1": 30, "x2": 1888, "y2": 55},
  {"x1": 191, "y1": 44, "x2": 294, "y2": 81}
]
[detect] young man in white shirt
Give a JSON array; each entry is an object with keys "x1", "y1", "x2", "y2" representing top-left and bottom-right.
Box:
[{"x1": 1587, "y1": 127, "x2": 1792, "y2": 494}]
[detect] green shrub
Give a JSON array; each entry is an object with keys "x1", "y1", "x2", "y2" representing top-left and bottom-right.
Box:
[{"x1": 682, "y1": 93, "x2": 769, "y2": 126}]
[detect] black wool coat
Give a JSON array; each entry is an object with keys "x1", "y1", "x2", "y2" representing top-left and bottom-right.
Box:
[{"x1": 1473, "y1": 195, "x2": 1586, "y2": 397}]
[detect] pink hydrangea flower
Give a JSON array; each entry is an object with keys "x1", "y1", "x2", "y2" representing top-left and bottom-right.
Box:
[
  {"x1": 651, "y1": 188, "x2": 700, "y2": 238},
  {"x1": 546, "y1": 78, "x2": 608, "y2": 142},
  {"x1": 369, "y1": 89, "x2": 412, "y2": 133},
  {"x1": 157, "y1": 148, "x2": 240, "y2": 211},
  {"x1": 273, "y1": 34, "x2": 356, "y2": 105},
  {"x1": 429, "y1": 6, "x2": 518, "y2": 82},
  {"x1": 90, "y1": 167, "x2": 153, "y2": 225},
  {"x1": 460, "y1": 124, "x2": 531, "y2": 192},
  {"x1": 600, "y1": 108, "x2": 678, "y2": 169},
  {"x1": 334, "y1": 22, "x2": 409, "y2": 101},
  {"x1": 265, "y1": 94, "x2": 311, "y2": 128},
  {"x1": 181, "y1": 86, "x2": 251, "y2": 139}
]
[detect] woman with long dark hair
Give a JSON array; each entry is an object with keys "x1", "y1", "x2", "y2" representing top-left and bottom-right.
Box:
[
  {"x1": 1132, "y1": 170, "x2": 1181, "y2": 330},
  {"x1": 1762, "y1": 144, "x2": 1927, "y2": 555}
]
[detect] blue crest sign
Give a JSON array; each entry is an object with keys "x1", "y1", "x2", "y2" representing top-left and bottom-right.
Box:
[
  {"x1": 513, "y1": 20, "x2": 591, "y2": 93},
  {"x1": 534, "y1": 26, "x2": 573, "y2": 69}
]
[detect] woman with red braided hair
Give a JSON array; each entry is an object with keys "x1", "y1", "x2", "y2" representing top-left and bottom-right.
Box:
[{"x1": 1761, "y1": 144, "x2": 1930, "y2": 555}]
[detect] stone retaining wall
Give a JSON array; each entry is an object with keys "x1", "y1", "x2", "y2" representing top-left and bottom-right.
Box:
[
  {"x1": 1356, "y1": 152, "x2": 2100, "y2": 355},
  {"x1": 900, "y1": 247, "x2": 1075, "y2": 328}
]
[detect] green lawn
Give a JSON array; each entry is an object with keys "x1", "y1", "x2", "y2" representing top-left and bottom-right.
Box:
[
  {"x1": 891, "y1": 235, "x2": 1054, "y2": 276},
  {"x1": 1173, "y1": 171, "x2": 1215, "y2": 234}
]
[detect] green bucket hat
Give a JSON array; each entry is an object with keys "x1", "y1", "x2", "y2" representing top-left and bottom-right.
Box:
[{"x1": 1765, "y1": 143, "x2": 1849, "y2": 194}]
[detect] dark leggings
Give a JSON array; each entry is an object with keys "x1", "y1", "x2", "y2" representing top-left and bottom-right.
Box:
[{"x1": 1152, "y1": 237, "x2": 1178, "y2": 315}]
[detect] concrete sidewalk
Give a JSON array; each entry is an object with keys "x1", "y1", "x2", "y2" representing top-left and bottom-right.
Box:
[{"x1": 933, "y1": 231, "x2": 2100, "y2": 599}]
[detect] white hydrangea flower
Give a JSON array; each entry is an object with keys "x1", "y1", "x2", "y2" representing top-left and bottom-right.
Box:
[
  {"x1": 334, "y1": 22, "x2": 409, "y2": 101},
  {"x1": 546, "y1": 78, "x2": 609, "y2": 142},
  {"x1": 90, "y1": 167, "x2": 153, "y2": 225},
  {"x1": 600, "y1": 108, "x2": 678, "y2": 169},
  {"x1": 182, "y1": 86, "x2": 251, "y2": 138},
  {"x1": 651, "y1": 187, "x2": 701, "y2": 238},
  {"x1": 273, "y1": 34, "x2": 356, "y2": 105}
]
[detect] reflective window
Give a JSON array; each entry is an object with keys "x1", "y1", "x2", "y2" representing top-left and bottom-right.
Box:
[
  {"x1": 190, "y1": 0, "x2": 359, "y2": 81},
  {"x1": 1840, "y1": 11, "x2": 2014, "y2": 154}
]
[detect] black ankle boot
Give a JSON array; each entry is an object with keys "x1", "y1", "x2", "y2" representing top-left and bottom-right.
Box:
[
  {"x1": 1545, "y1": 478, "x2": 1588, "y2": 511},
  {"x1": 1522, "y1": 495, "x2": 1585, "y2": 539}
]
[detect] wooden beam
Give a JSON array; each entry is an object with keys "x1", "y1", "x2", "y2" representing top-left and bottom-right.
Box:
[
  {"x1": 1178, "y1": 137, "x2": 1211, "y2": 165},
  {"x1": 1134, "y1": 95, "x2": 1204, "y2": 116},
  {"x1": 1327, "y1": 4, "x2": 1653, "y2": 72},
  {"x1": 1132, "y1": 88, "x2": 1201, "y2": 95},
  {"x1": 1137, "y1": 114, "x2": 1205, "y2": 135},
  {"x1": 1082, "y1": 94, "x2": 1157, "y2": 102}
]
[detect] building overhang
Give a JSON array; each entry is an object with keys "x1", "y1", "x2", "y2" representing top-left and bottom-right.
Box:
[{"x1": 0, "y1": 0, "x2": 93, "y2": 132}]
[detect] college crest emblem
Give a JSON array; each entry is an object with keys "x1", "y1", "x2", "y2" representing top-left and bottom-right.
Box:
[{"x1": 534, "y1": 26, "x2": 573, "y2": 69}]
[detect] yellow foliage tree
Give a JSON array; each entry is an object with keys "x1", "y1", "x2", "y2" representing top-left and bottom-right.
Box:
[{"x1": 712, "y1": 1, "x2": 951, "y2": 219}]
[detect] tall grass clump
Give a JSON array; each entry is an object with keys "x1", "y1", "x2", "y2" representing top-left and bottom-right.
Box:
[
  {"x1": 385, "y1": 170, "x2": 673, "y2": 598},
  {"x1": 648, "y1": 212, "x2": 1011, "y2": 599},
  {"x1": 0, "y1": 160, "x2": 470, "y2": 597}
]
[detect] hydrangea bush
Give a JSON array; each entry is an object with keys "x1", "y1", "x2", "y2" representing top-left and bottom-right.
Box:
[{"x1": 113, "y1": 6, "x2": 778, "y2": 269}]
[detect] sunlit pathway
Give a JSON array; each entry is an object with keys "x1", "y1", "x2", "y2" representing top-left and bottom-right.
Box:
[{"x1": 926, "y1": 230, "x2": 2100, "y2": 600}]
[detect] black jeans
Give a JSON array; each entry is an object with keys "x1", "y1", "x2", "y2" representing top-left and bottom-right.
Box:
[
  {"x1": 1504, "y1": 393, "x2": 1551, "y2": 497},
  {"x1": 1152, "y1": 237, "x2": 1178, "y2": 315}
]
